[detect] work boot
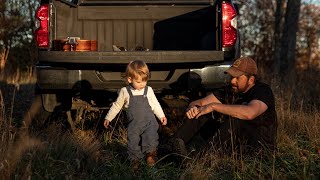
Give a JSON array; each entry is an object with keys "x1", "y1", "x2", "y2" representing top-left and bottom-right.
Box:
[
  {"x1": 146, "y1": 150, "x2": 157, "y2": 167},
  {"x1": 131, "y1": 159, "x2": 140, "y2": 171},
  {"x1": 170, "y1": 138, "x2": 188, "y2": 156}
]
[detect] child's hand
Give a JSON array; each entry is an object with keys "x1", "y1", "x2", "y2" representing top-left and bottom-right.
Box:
[
  {"x1": 160, "y1": 117, "x2": 167, "y2": 125},
  {"x1": 104, "y1": 119, "x2": 110, "y2": 128}
]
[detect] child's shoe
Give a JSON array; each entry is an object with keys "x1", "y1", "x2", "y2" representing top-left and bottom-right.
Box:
[
  {"x1": 131, "y1": 159, "x2": 140, "y2": 171},
  {"x1": 146, "y1": 150, "x2": 157, "y2": 167}
]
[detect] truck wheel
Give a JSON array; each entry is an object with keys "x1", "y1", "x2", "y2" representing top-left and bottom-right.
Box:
[{"x1": 169, "y1": 71, "x2": 205, "y2": 101}]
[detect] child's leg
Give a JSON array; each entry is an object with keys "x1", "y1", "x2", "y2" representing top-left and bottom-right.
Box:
[
  {"x1": 141, "y1": 123, "x2": 159, "y2": 154},
  {"x1": 141, "y1": 122, "x2": 159, "y2": 166},
  {"x1": 127, "y1": 123, "x2": 144, "y2": 161}
]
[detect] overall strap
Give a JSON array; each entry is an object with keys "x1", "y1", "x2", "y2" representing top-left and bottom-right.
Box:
[
  {"x1": 126, "y1": 86, "x2": 133, "y2": 97},
  {"x1": 143, "y1": 86, "x2": 149, "y2": 96}
]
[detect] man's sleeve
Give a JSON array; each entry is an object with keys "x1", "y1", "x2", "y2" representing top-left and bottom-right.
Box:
[{"x1": 252, "y1": 85, "x2": 274, "y2": 108}]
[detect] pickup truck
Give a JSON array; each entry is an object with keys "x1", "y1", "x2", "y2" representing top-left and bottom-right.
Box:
[{"x1": 35, "y1": 0, "x2": 240, "y2": 115}]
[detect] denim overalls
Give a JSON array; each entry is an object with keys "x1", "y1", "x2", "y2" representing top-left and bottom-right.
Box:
[{"x1": 126, "y1": 86, "x2": 159, "y2": 160}]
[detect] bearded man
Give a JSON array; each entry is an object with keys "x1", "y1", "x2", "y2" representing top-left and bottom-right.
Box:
[{"x1": 170, "y1": 57, "x2": 278, "y2": 155}]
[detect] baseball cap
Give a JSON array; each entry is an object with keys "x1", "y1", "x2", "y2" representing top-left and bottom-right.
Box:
[{"x1": 224, "y1": 57, "x2": 258, "y2": 77}]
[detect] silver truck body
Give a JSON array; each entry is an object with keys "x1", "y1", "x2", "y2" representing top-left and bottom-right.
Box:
[{"x1": 36, "y1": 0, "x2": 239, "y2": 112}]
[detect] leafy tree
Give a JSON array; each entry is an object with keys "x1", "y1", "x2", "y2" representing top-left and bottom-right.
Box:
[
  {"x1": 296, "y1": 2, "x2": 320, "y2": 69},
  {"x1": 0, "y1": 0, "x2": 39, "y2": 74},
  {"x1": 237, "y1": 0, "x2": 320, "y2": 84},
  {"x1": 237, "y1": 0, "x2": 279, "y2": 81}
]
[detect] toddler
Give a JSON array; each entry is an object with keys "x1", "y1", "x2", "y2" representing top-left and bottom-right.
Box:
[{"x1": 104, "y1": 60, "x2": 167, "y2": 170}]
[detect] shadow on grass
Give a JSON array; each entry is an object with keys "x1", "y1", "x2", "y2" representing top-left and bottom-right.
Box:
[{"x1": 0, "y1": 81, "x2": 35, "y2": 127}]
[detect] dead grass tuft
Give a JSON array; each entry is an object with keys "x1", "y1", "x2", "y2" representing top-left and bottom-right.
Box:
[
  {"x1": 0, "y1": 47, "x2": 36, "y2": 85},
  {"x1": 0, "y1": 48, "x2": 9, "y2": 72},
  {"x1": 72, "y1": 129, "x2": 104, "y2": 161}
]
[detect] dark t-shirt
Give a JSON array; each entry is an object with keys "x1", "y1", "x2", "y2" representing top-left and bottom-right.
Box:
[{"x1": 235, "y1": 81, "x2": 277, "y2": 150}]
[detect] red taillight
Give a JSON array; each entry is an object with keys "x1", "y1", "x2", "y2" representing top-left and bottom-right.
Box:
[
  {"x1": 222, "y1": 2, "x2": 237, "y2": 48},
  {"x1": 35, "y1": 4, "x2": 49, "y2": 48}
]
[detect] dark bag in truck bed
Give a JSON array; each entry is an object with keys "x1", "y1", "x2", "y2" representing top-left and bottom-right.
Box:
[{"x1": 153, "y1": 6, "x2": 216, "y2": 50}]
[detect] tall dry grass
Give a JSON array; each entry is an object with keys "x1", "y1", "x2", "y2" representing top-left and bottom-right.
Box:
[
  {"x1": 0, "y1": 48, "x2": 9, "y2": 72},
  {"x1": 180, "y1": 93, "x2": 319, "y2": 179},
  {"x1": 0, "y1": 48, "x2": 36, "y2": 86},
  {"x1": 180, "y1": 69, "x2": 320, "y2": 179},
  {"x1": 0, "y1": 88, "x2": 41, "y2": 179},
  {"x1": 0, "y1": 67, "x2": 319, "y2": 179}
]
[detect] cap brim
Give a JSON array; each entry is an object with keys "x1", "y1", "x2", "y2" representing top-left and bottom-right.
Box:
[{"x1": 224, "y1": 67, "x2": 245, "y2": 77}]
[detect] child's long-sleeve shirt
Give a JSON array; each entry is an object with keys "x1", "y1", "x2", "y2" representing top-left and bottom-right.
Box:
[{"x1": 105, "y1": 86, "x2": 165, "y2": 122}]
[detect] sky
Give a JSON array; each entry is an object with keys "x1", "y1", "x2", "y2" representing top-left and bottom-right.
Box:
[{"x1": 305, "y1": 0, "x2": 320, "y2": 5}]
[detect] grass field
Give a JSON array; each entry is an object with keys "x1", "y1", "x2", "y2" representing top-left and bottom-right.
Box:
[{"x1": 0, "y1": 67, "x2": 319, "y2": 179}]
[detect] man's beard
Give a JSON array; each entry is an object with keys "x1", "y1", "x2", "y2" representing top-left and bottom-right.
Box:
[
  {"x1": 231, "y1": 80, "x2": 250, "y2": 94},
  {"x1": 231, "y1": 86, "x2": 239, "y2": 93}
]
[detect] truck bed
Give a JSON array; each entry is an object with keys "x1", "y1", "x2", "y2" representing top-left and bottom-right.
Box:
[{"x1": 52, "y1": 1, "x2": 217, "y2": 52}]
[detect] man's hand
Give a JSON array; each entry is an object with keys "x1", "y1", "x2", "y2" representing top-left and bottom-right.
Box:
[
  {"x1": 186, "y1": 106, "x2": 200, "y2": 119},
  {"x1": 160, "y1": 117, "x2": 167, "y2": 125},
  {"x1": 104, "y1": 119, "x2": 110, "y2": 128},
  {"x1": 186, "y1": 104, "x2": 215, "y2": 119},
  {"x1": 195, "y1": 104, "x2": 214, "y2": 119}
]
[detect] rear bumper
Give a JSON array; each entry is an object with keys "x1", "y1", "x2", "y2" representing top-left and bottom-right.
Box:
[{"x1": 36, "y1": 50, "x2": 231, "y2": 92}]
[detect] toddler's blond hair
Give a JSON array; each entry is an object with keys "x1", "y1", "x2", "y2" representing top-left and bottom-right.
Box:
[{"x1": 125, "y1": 60, "x2": 150, "y2": 81}]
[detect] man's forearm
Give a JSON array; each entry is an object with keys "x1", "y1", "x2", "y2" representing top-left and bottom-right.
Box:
[{"x1": 210, "y1": 103, "x2": 254, "y2": 120}]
